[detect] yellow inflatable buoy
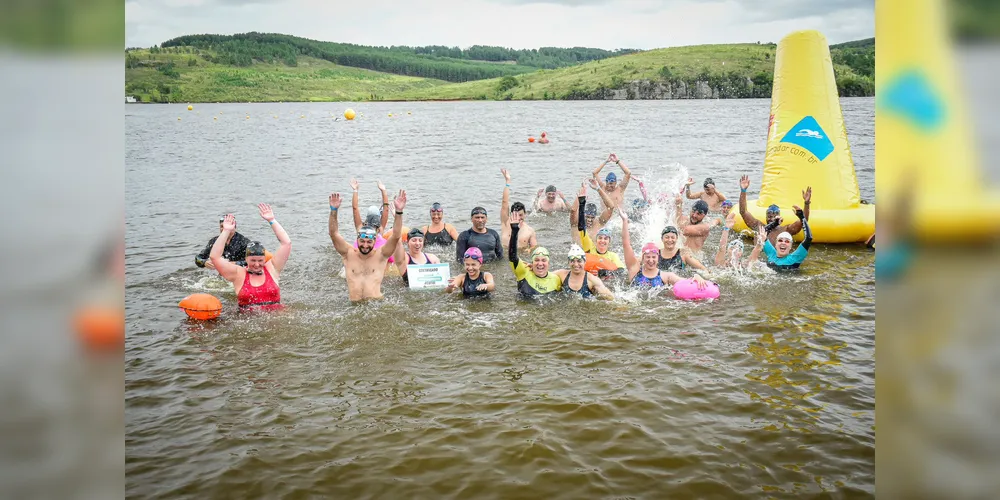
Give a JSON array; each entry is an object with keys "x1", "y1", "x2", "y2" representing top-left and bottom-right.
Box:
[
  {"x1": 344, "y1": 108, "x2": 356, "y2": 120},
  {"x1": 877, "y1": 0, "x2": 1000, "y2": 242},
  {"x1": 187, "y1": 105, "x2": 193, "y2": 111},
  {"x1": 388, "y1": 113, "x2": 393, "y2": 117},
  {"x1": 733, "y1": 30, "x2": 874, "y2": 243},
  {"x1": 177, "y1": 117, "x2": 181, "y2": 121},
  {"x1": 213, "y1": 116, "x2": 217, "y2": 120}
]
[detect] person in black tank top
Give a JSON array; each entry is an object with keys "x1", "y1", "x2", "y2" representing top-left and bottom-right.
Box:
[
  {"x1": 445, "y1": 247, "x2": 495, "y2": 298},
  {"x1": 422, "y1": 202, "x2": 459, "y2": 247},
  {"x1": 657, "y1": 226, "x2": 707, "y2": 273}
]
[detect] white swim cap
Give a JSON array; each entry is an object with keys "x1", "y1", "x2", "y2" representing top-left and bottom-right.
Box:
[
  {"x1": 777, "y1": 231, "x2": 793, "y2": 242},
  {"x1": 567, "y1": 244, "x2": 586, "y2": 260}
]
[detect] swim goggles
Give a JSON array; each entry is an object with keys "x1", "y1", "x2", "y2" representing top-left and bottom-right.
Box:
[{"x1": 358, "y1": 227, "x2": 378, "y2": 241}]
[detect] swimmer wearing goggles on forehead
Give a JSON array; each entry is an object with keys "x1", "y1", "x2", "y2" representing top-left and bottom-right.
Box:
[
  {"x1": 445, "y1": 247, "x2": 495, "y2": 298},
  {"x1": 328, "y1": 187, "x2": 409, "y2": 302},
  {"x1": 507, "y1": 210, "x2": 562, "y2": 299},
  {"x1": 618, "y1": 210, "x2": 707, "y2": 291},
  {"x1": 393, "y1": 228, "x2": 442, "y2": 286},
  {"x1": 210, "y1": 204, "x2": 292, "y2": 311},
  {"x1": 738, "y1": 175, "x2": 813, "y2": 246},
  {"x1": 552, "y1": 244, "x2": 614, "y2": 300},
  {"x1": 762, "y1": 205, "x2": 813, "y2": 271}
]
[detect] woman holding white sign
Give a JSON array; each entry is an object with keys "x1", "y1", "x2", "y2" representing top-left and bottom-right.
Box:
[
  {"x1": 445, "y1": 247, "x2": 495, "y2": 298},
  {"x1": 393, "y1": 228, "x2": 442, "y2": 286}
]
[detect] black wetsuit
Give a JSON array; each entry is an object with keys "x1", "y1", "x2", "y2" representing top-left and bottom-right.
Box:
[
  {"x1": 657, "y1": 249, "x2": 684, "y2": 272},
  {"x1": 424, "y1": 227, "x2": 455, "y2": 246},
  {"x1": 456, "y1": 228, "x2": 503, "y2": 263},
  {"x1": 462, "y1": 272, "x2": 491, "y2": 298},
  {"x1": 196, "y1": 232, "x2": 250, "y2": 268}
]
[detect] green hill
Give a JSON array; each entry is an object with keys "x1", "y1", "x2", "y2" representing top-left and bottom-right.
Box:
[{"x1": 125, "y1": 36, "x2": 874, "y2": 103}]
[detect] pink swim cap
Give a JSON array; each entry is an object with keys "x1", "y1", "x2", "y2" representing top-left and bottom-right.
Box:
[
  {"x1": 641, "y1": 242, "x2": 659, "y2": 255},
  {"x1": 464, "y1": 247, "x2": 484, "y2": 263}
]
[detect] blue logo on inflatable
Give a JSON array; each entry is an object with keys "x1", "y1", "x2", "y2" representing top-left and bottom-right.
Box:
[
  {"x1": 780, "y1": 116, "x2": 834, "y2": 161},
  {"x1": 879, "y1": 69, "x2": 945, "y2": 131}
]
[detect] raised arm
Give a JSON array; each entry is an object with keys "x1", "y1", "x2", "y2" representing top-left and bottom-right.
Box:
[
  {"x1": 615, "y1": 155, "x2": 632, "y2": 190},
  {"x1": 738, "y1": 175, "x2": 762, "y2": 230},
  {"x1": 532, "y1": 189, "x2": 544, "y2": 212},
  {"x1": 636, "y1": 177, "x2": 650, "y2": 203},
  {"x1": 685, "y1": 178, "x2": 703, "y2": 200},
  {"x1": 714, "y1": 227, "x2": 731, "y2": 267},
  {"x1": 798, "y1": 213, "x2": 813, "y2": 251},
  {"x1": 500, "y1": 169, "x2": 511, "y2": 226},
  {"x1": 350, "y1": 178, "x2": 362, "y2": 231},
  {"x1": 508, "y1": 211, "x2": 523, "y2": 265},
  {"x1": 747, "y1": 226, "x2": 765, "y2": 266},
  {"x1": 210, "y1": 214, "x2": 243, "y2": 282},
  {"x1": 258, "y1": 203, "x2": 291, "y2": 273},
  {"x1": 619, "y1": 211, "x2": 639, "y2": 276},
  {"x1": 786, "y1": 186, "x2": 812, "y2": 235},
  {"x1": 377, "y1": 180, "x2": 390, "y2": 230},
  {"x1": 591, "y1": 155, "x2": 611, "y2": 189},
  {"x1": 381, "y1": 190, "x2": 406, "y2": 258},
  {"x1": 328, "y1": 193, "x2": 352, "y2": 256}
]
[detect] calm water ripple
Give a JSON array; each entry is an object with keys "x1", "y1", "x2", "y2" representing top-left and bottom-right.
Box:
[{"x1": 127, "y1": 99, "x2": 874, "y2": 498}]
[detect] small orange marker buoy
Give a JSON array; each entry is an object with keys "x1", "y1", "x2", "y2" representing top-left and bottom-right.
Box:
[
  {"x1": 528, "y1": 137, "x2": 535, "y2": 143},
  {"x1": 178, "y1": 293, "x2": 223, "y2": 321},
  {"x1": 74, "y1": 305, "x2": 125, "y2": 350}
]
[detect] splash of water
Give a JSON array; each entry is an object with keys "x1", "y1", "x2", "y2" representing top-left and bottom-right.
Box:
[{"x1": 622, "y1": 162, "x2": 692, "y2": 250}]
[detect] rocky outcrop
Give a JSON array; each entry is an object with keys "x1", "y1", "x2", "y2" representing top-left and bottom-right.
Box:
[{"x1": 565, "y1": 78, "x2": 768, "y2": 100}]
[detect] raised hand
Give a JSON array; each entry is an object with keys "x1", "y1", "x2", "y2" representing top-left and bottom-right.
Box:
[
  {"x1": 740, "y1": 175, "x2": 750, "y2": 191},
  {"x1": 350, "y1": 178, "x2": 359, "y2": 192},
  {"x1": 556, "y1": 190, "x2": 564, "y2": 198},
  {"x1": 755, "y1": 226, "x2": 766, "y2": 246},
  {"x1": 686, "y1": 177, "x2": 695, "y2": 186},
  {"x1": 618, "y1": 208, "x2": 628, "y2": 222},
  {"x1": 509, "y1": 210, "x2": 523, "y2": 226},
  {"x1": 393, "y1": 190, "x2": 407, "y2": 212},
  {"x1": 258, "y1": 203, "x2": 275, "y2": 222},
  {"x1": 609, "y1": 153, "x2": 619, "y2": 163},
  {"x1": 588, "y1": 178, "x2": 600, "y2": 190},
  {"x1": 376, "y1": 180, "x2": 386, "y2": 192},
  {"x1": 802, "y1": 186, "x2": 812, "y2": 203},
  {"x1": 725, "y1": 211, "x2": 736, "y2": 229},
  {"x1": 222, "y1": 214, "x2": 236, "y2": 232},
  {"x1": 329, "y1": 193, "x2": 343, "y2": 209},
  {"x1": 501, "y1": 168, "x2": 511, "y2": 183},
  {"x1": 537, "y1": 188, "x2": 544, "y2": 197},
  {"x1": 577, "y1": 182, "x2": 587, "y2": 198}
]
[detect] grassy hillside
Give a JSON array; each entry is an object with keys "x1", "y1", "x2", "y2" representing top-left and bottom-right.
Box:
[
  {"x1": 125, "y1": 39, "x2": 874, "y2": 102},
  {"x1": 392, "y1": 42, "x2": 873, "y2": 100},
  {"x1": 125, "y1": 48, "x2": 448, "y2": 103}
]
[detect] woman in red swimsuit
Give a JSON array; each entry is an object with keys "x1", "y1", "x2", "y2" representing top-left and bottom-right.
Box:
[{"x1": 210, "y1": 204, "x2": 292, "y2": 311}]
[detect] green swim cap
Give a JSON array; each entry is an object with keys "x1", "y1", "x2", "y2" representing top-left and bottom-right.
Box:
[{"x1": 530, "y1": 247, "x2": 550, "y2": 260}]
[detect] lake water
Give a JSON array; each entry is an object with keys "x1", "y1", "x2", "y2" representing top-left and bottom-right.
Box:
[{"x1": 126, "y1": 98, "x2": 875, "y2": 498}]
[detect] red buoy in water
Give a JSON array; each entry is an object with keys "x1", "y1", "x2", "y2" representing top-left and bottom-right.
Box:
[{"x1": 528, "y1": 137, "x2": 536, "y2": 143}]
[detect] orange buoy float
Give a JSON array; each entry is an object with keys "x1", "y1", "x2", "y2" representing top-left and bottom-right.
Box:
[
  {"x1": 179, "y1": 293, "x2": 223, "y2": 320},
  {"x1": 528, "y1": 137, "x2": 535, "y2": 143},
  {"x1": 265, "y1": 249, "x2": 273, "y2": 262},
  {"x1": 74, "y1": 305, "x2": 125, "y2": 350}
]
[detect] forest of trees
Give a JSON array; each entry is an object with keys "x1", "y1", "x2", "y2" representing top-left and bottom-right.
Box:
[{"x1": 159, "y1": 32, "x2": 637, "y2": 82}]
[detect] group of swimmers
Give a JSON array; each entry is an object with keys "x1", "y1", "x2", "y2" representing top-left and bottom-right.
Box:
[{"x1": 197, "y1": 153, "x2": 814, "y2": 309}]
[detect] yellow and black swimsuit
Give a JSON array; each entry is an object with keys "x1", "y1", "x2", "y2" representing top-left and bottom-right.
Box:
[
  {"x1": 509, "y1": 224, "x2": 562, "y2": 298},
  {"x1": 577, "y1": 195, "x2": 625, "y2": 279}
]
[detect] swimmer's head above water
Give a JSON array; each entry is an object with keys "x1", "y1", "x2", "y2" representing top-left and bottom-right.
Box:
[
  {"x1": 430, "y1": 202, "x2": 444, "y2": 223},
  {"x1": 605, "y1": 172, "x2": 617, "y2": 191},
  {"x1": 703, "y1": 178, "x2": 716, "y2": 195},
  {"x1": 766, "y1": 204, "x2": 781, "y2": 224},
  {"x1": 245, "y1": 241, "x2": 266, "y2": 275},
  {"x1": 463, "y1": 247, "x2": 484, "y2": 275},
  {"x1": 365, "y1": 205, "x2": 382, "y2": 229},
  {"x1": 690, "y1": 200, "x2": 709, "y2": 223},
  {"x1": 470, "y1": 207, "x2": 488, "y2": 230},
  {"x1": 567, "y1": 244, "x2": 586, "y2": 273},
  {"x1": 584, "y1": 203, "x2": 597, "y2": 227},
  {"x1": 357, "y1": 226, "x2": 378, "y2": 255},
  {"x1": 545, "y1": 185, "x2": 557, "y2": 203},
  {"x1": 596, "y1": 227, "x2": 613, "y2": 253},
  {"x1": 529, "y1": 246, "x2": 550, "y2": 276},
  {"x1": 510, "y1": 201, "x2": 527, "y2": 218},
  {"x1": 727, "y1": 238, "x2": 745, "y2": 261},
  {"x1": 641, "y1": 242, "x2": 660, "y2": 269},
  {"x1": 407, "y1": 228, "x2": 425, "y2": 252},
  {"x1": 661, "y1": 226, "x2": 679, "y2": 248},
  {"x1": 775, "y1": 231, "x2": 793, "y2": 257}
]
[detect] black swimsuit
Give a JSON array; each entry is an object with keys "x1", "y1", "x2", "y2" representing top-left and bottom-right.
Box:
[
  {"x1": 424, "y1": 226, "x2": 455, "y2": 246},
  {"x1": 462, "y1": 272, "x2": 491, "y2": 298},
  {"x1": 657, "y1": 249, "x2": 685, "y2": 271}
]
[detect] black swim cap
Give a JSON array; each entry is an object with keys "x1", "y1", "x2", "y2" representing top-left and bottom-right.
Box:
[
  {"x1": 584, "y1": 203, "x2": 598, "y2": 216},
  {"x1": 471, "y1": 206, "x2": 488, "y2": 216},
  {"x1": 408, "y1": 228, "x2": 425, "y2": 239},
  {"x1": 693, "y1": 200, "x2": 709, "y2": 214},
  {"x1": 545, "y1": 185, "x2": 556, "y2": 193},
  {"x1": 511, "y1": 202, "x2": 526, "y2": 213},
  {"x1": 703, "y1": 177, "x2": 715, "y2": 188},
  {"x1": 661, "y1": 226, "x2": 679, "y2": 236},
  {"x1": 246, "y1": 241, "x2": 266, "y2": 257},
  {"x1": 430, "y1": 202, "x2": 443, "y2": 211}
]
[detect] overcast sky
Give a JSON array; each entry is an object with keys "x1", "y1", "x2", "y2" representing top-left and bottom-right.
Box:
[{"x1": 126, "y1": 0, "x2": 873, "y2": 50}]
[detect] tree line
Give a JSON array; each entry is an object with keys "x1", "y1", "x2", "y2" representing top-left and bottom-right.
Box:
[{"x1": 159, "y1": 32, "x2": 637, "y2": 82}]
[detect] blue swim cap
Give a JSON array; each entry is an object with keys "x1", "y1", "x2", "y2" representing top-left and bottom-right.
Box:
[
  {"x1": 597, "y1": 228, "x2": 612, "y2": 238},
  {"x1": 605, "y1": 172, "x2": 617, "y2": 183},
  {"x1": 767, "y1": 204, "x2": 781, "y2": 214}
]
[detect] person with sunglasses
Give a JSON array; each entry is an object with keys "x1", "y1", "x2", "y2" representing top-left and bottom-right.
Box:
[
  {"x1": 738, "y1": 175, "x2": 812, "y2": 247},
  {"x1": 500, "y1": 169, "x2": 538, "y2": 253},
  {"x1": 210, "y1": 204, "x2": 291, "y2": 311},
  {"x1": 620, "y1": 211, "x2": 708, "y2": 291},
  {"x1": 393, "y1": 228, "x2": 442, "y2": 285},
  {"x1": 328, "y1": 189, "x2": 408, "y2": 301},
  {"x1": 421, "y1": 202, "x2": 459, "y2": 247},
  {"x1": 456, "y1": 206, "x2": 503, "y2": 263},
  {"x1": 195, "y1": 215, "x2": 251, "y2": 270},
  {"x1": 507, "y1": 211, "x2": 562, "y2": 298},
  {"x1": 552, "y1": 244, "x2": 615, "y2": 300},
  {"x1": 762, "y1": 206, "x2": 813, "y2": 271},
  {"x1": 445, "y1": 247, "x2": 495, "y2": 299}
]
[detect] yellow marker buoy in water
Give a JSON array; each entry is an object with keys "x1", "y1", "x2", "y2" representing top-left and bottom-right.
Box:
[
  {"x1": 177, "y1": 117, "x2": 181, "y2": 121},
  {"x1": 187, "y1": 105, "x2": 193, "y2": 111},
  {"x1": 407, "y1": 111, "x2": 412, "y2": 115},
  {"x1": 388, "y1": 113, "x2": 393, "y2": 117},
  {"x1": 213, "y1": 116, "x2": 217, "y2": 120},
  {"x1": 344, "y1": 108, "x2": 356, "y2": 120}
]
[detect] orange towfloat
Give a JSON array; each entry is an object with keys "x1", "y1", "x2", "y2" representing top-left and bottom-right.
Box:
[
  {"x1": 528, "y1": 137, "x2": 535, "y2": 143},
  {"x1": 74, "y1": 305, "x2": 125, "y2": 350},
  {"x1": 584, "y1": 253, "x2": 624, "y2": 279},
  {"x1": 179, "y1": 293, "x2": 223, "y2": 320}
]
